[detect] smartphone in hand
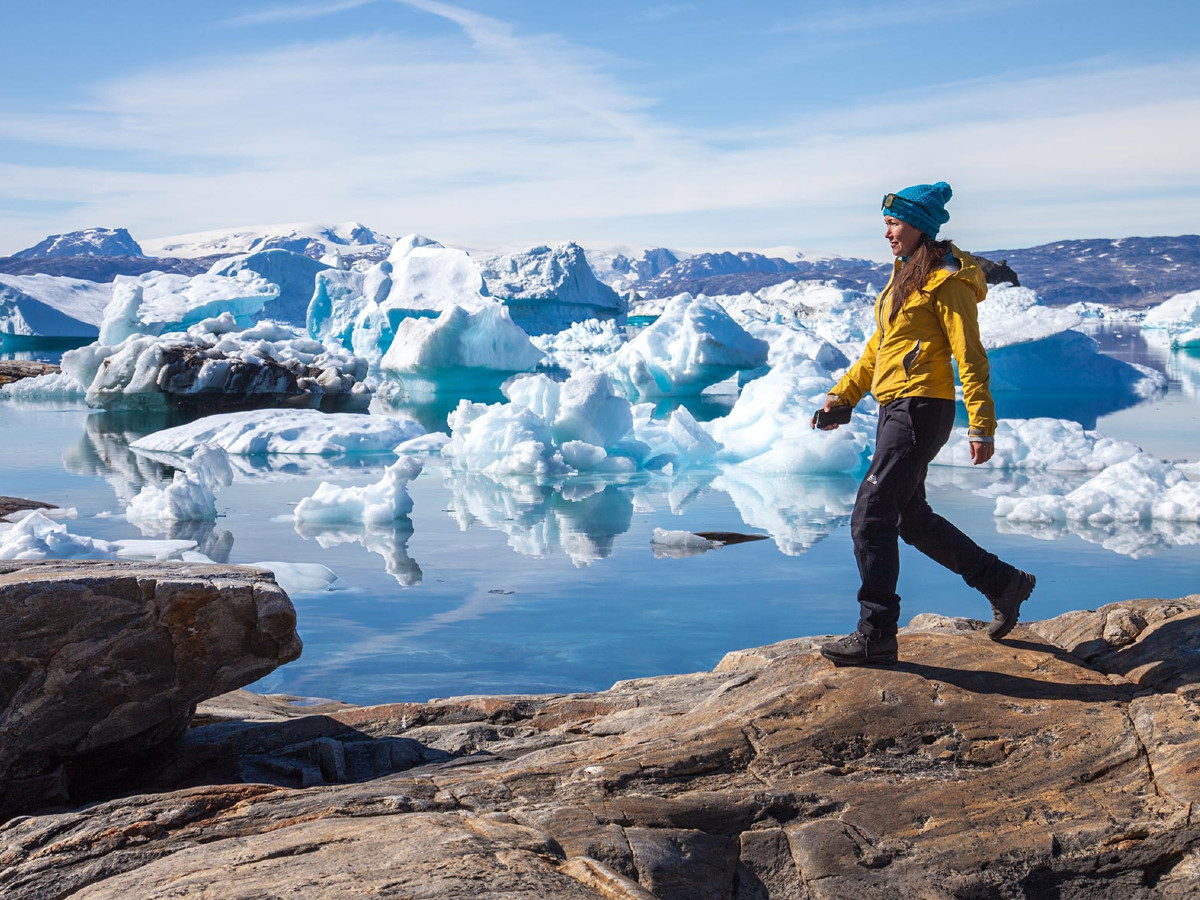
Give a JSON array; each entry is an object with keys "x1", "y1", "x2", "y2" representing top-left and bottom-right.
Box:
[{"x1": 812, "y1": 405, "x2": 852, "y2": 428}]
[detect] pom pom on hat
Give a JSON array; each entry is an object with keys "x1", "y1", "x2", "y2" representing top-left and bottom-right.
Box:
[{"x1": 882, "y1": 181, "x2": 952, "y2": 237}]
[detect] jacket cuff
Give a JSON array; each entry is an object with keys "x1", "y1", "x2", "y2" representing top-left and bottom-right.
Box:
[{"x1": 968, "y1": 435, "x2": 994, "y2": 444}]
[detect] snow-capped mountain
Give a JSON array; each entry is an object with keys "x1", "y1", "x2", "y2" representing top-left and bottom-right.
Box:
[
  {"x1": 584, "y1": 247, "x2": 683, "y2": 292},
  {"x1": 14, "y1": 228, "x2": 145, "y2": 259},
  {"x1": 139, "y1": 222, "x2": 394, "y2": 262}
]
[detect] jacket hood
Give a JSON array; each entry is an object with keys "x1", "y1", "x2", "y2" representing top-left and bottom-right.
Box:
[{"x1": 890, "y1": 244, "x2": 988, "y2": 303}]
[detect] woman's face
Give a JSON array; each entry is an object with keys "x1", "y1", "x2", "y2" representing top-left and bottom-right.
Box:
[{"x1": 884, "y1": 216, "x2": 923, "y2": 258}]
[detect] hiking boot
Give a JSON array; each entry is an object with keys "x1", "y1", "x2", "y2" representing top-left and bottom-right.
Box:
[
  {"x1": 820, "y1": 631, "x2": 898, "y2": 667},
  {"x1": 987, "y1": 569, "x2": 1036, "y2": 641}
]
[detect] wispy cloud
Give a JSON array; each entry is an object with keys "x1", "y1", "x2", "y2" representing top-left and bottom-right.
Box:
[
  {"x1": 772, "y1": 0, "x2": 1057, "y2": 34},
  {"x1": 0, "y1": 1, "x2": 1197, "y2": 256},
  {"x1": 224, "y1": 0, "x2": 378, "y2": 27}
]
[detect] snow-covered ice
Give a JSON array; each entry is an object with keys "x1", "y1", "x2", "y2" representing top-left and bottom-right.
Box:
[
  {"x1": 108, "y1": 270, "x2": 279, "y2": 336},
  {"x1": 379, "y1": 303, "x2": 544, "y2": 392},
  {"x1": 601, "y1": 293, "x2": 768, "y2": 398},
  {"x1": 650, "y1": 528, "x2": 724, "y2": 558},
  {"x1": 131, "y1": 408, "x2": 424, "y2": 456},
  {"x1": 0, "y1": 273, "x2": 111, "y2": 339},
  {"x1": 294, "y1": 456, "x2": 424, "y2": 526},
  {"x1": 937, "y1": 418, "x2": 1145, "y2": 471},
  {"x1": 250, "y1": 561, "x2": 338, "y2": 595},
  {"x1": 209, "y1": 249, "x2": 331, "y2": 328},
  {"x1": 1142, "y1": 289, "x2": 1200, "y2": 348},
  {"x1": 477, "y1": 242, "x2": 625, "y2": 336},
  {"x1": 61, "y1": 314, "x2": 371, "y2": 411},
  {"x1": 125, "y1": 443, "x2": 233, "y2": 523},
  {"x1": 0, "y1": 510, "x2": 198, "y2": 561}
]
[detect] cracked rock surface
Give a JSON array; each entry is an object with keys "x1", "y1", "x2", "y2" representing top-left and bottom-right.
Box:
[{"x1": 4, "y1": 595, "x2": 1200, "y2": 898}]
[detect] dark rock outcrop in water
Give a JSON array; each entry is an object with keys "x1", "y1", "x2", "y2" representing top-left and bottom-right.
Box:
[
  {"x1": 0, "y1": 361, "x2": 58, "y2": 386},
  {"x1": 4, "y1": 594, "x2": 1199, "y2": 898},
  {"x1": 0, "y1": 559, "x2": 301, "y2": 820},
  {"x1": 974, "y1": 254, "x2": 1021, "y2": 286},
  {"x1": 0, "y1": 255, "x2": 224, "y2": 282}
]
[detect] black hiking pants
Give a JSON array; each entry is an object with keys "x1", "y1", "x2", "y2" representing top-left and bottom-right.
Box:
[{"x1": 851, "y1": 396, "x2": 1011, "y2": 639}]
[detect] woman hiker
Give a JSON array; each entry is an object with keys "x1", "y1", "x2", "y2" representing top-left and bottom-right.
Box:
[{"x1": 813, "y1": 181, "x2": 1035, "y2": 667}]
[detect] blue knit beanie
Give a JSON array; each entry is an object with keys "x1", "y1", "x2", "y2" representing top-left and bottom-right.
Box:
[{"x1": 882, "y1": 181, "x2": 952, "y2": 237}]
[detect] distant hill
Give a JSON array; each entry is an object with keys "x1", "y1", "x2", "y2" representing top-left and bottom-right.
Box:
[
  {"x1": 629, "y1": 235, "x2": 1200, "y2": 307},
  {"x1": 974, "y1": 235, "x2": 1200, "y2": 308},
  {"x1": 0, "y1": 255, "x2": 221, "y2": 282},
  {"x1": 14, "y1": 227, "x2": 145, "y2": 259}
]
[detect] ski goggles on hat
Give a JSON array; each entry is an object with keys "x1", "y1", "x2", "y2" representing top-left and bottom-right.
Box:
[{"x1": 882, "y1": 193, "x2": 930, "y2": 213}]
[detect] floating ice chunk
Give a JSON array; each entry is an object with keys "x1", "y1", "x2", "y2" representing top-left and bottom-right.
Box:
[
  {"x1": 250, "y1": 561, "x2": 338, "y2": 595},
  {"x1": 395, "y1": 432, "x2": 451, "y2": 454},
  {"x1": 126, "y1": 442, "x2": 233, "y2": 523},
  {"x1": 0, "y1": 371, "x2": 87, "y2": 402},
  {"x1": 209, "y1": 249, "x2": 331, "y2": 327},
  {"x1": 295, "y1": 456, "x2": 423, "y2": 526},
  {"x1": 379, "y1": 303, "x2": 543, "y2": 392},
  {"x1": 987, "y1": 329, "x2": 1165, "y2": 396},
  {"x1": 977, "y1": 285, "x2": 1082, "y2": 349},
  {"x1": 477, "y1": 242, "x2": 625, "y2": 336},
  {"x1": 1142, "y1": 290, "x2": 1200, "y2": 347},
  {"x1": 0, "y1": 273, "x2": 111, "y2": 339},
  {"x1": 937, "y1": 418, "x2": 1145, "y2": 470},
  {"x1": 995, "y1": 453, "x2": 1200, "y2": 524},
  {"x1": 601, "y1": 293, "x2": 768, "y2": 398},
  {"x1": 507, "y1": 371, "x2": 633, "y2": 449},
  {"x1": 112, "y1": 269, "x2": 279, "y2": 335},
  {"x1": 131, "y1": 408, "x2": 425, "y2": 456},
  {"x1": 530, "y1": 318, "x2": 626, "y2": 370},
  {"x1": 98, "y1": 281, "x2": 146, "y2": 346},
  {"x1": 708, "y1": 361, "x2": 872, "y2": 474},
  {"x1": 126, "y1": 470, "x2": 218, "y2": 522},
  {"x1": 735, "y1": 317, "x2": 849, "y2": 376},
  {"x1": 650, "y1": 528, "x2": 723, "y2": 558},
  {"x1": 445, "y1": 400, "x2": 572, "y2": 479},
  {"x1": 64, "y1": 314, "x2": 371, "y2": 411},
  {"x1": 630, "y1": 403, "x2": 722, "y2": 470},
  {"x1": 0, "y1": 510, "x2": 118, "y2": 559}
]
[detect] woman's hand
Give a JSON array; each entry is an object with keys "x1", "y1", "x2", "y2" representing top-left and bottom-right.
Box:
[
  {"x1": 812, "y1": 397, "x2": 842, "y2": 430},
  {"x1": 970, "y1": 440, "x2": 994, "y2": 465}
]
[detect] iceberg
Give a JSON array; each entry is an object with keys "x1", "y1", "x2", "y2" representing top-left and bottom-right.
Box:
[
  {"x1": 530, "y1": 318, "x2": 626, "y2": 371},
  {"x1": 601, "y1": 293, "x2": 768, "y2": 398},
  {"x1": 308, "y1": 235, "x2": 492, "y2": 365},
  {"x1": 441, "y1": 371, "x2": 710, "y2": 479},
  {"x1": 379, "y1": 303, "x2": 544, "y2": 394},
  {"x1": 294, "y1": 456, "x2": 423, "y2": 526},
  {"x1": 0, "y1": 273, "x2": 111, "y2": 340},
  {"x1": 125, "y1": 443, "x2": 233, "y2": 524},
  {"x1": 478, "y1": 242, "x2": 625, "y2": 336},
  {"x1": 107, "y1": 270, "x2": 279, "y2": 336},
  {"x1": 650, "y1": 528, "x2": 724, "y2": 559},
  {"x1": 936, "y1": 417, "x2": 1145, "y2": 471},
  {"x1": 62, "y1": 314, "x2": 371, "y2": 411},
  {"x1": 0, "y1": 510, "x2": 197, "y2": 562},
  {"x1": 1142, "y1": 289, "x2": 1200, "y2": 348},
  {"x1": 131, "y1": 407, "x2": 424, "y2": 456},
  {"x1": 708, "y1": 361, "x2": 872, "y2": 474},
  {"x1": 209, "y1": 249, "x2": 331, "y2": 328},
  {"x1": 995, "y1": 452, "x2": 1200, "y2": 525}
]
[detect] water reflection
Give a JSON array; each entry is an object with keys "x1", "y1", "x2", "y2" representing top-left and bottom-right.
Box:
[
  {"x1": 995, "y1": 517, "x2": 1200, "y2": 559},
  {"x1": 128, "y1": 517, "x2": 235, "y2": 563},
  {"x1": 294, "y1": 519, "x2": 422, "y2": 586},
  {"x1": 711, "y1": 471, "x2": 858, "y2": 555},
  {"x1": 64, "y1": 410, "x2": 185, "y2": 501},
  {"x1": 443, "y1": 470, "x2": 634, "y2": 566}
]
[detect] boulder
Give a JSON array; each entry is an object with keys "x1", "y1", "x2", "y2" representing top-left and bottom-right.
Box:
[
  {"x1": 0, "y1": 559, "x2": 301, "y2": 819},
  {"x1": 0, "y1": 361, "x2": 58, "y2": 387}
]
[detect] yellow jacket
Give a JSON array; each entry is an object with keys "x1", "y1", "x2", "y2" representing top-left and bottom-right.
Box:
[{"x1": 830, "y1": 245, "x2": 996, "y2": 437}]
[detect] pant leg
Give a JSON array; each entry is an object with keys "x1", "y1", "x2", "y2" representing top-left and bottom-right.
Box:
[
  {"x1": 895, "y1": 401, "x2": 1012, "y2": 598},
  {"x1": 851, "y1": 397, "x2": 947, "y2": 638}
]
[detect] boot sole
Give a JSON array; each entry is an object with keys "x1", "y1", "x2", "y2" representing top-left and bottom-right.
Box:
[
  {"x1": 987, "y1": 573, "x2": 1036, "y2": 642},
  {"x1": 820, "y1": 649, "x2": 899, "y2": 667}
]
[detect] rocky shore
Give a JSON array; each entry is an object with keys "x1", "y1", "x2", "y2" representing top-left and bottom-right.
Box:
[{"x1": 0, "y1": 544, "x2": 1197, "y2": 899}]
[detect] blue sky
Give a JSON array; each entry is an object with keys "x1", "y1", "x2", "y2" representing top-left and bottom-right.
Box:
[{"x1": 2, "y1": 0, "x2": 1198, "y2": 258}]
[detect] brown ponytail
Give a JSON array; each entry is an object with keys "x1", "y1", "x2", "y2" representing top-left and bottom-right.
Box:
[{"x1": 887, "y1": 233, "x2": 953, "y2": 320}]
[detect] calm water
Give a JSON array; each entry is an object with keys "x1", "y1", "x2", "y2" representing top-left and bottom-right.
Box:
[{"x1": 2, "y1": 324, "x2": 1199, "y2": 705}]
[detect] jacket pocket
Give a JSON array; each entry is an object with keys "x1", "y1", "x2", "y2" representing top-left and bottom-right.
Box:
[{"x1": 902, "y1": 340, "x2": 922, "y2": 378}]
